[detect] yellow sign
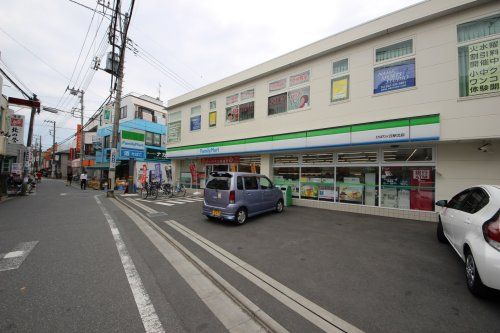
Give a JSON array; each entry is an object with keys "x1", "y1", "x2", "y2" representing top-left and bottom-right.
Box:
[
  {"x1": 209, "y1": 111, "x2": 217, "y2": 127},
  {"x1": 331, "y1": 77, "x2": 348, "y2": 102}
]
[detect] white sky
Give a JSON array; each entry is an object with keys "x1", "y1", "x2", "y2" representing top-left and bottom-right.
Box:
[{"x1": 0, "y1": 0, "x2": 422, "y2": 150}]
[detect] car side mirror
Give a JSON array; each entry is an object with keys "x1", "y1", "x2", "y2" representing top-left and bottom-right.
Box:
[{"x1": 435, "y1": 200, "x2": 448, "y2": 207}]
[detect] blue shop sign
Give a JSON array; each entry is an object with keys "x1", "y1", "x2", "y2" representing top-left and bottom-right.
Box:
[
  {"x1": 374, "y1": 59, "x2": 415, "y2": 94},
  {"x1": 190, "y1": 115, "x2": 201, "y2": 131},
  {"x1": 120, "y1": 148, "x2": 145, "y2": 159}
]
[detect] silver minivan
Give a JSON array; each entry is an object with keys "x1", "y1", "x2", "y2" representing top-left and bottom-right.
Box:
[{"x1": 202, "y1": 172, "x2": 284, "y2": 224}]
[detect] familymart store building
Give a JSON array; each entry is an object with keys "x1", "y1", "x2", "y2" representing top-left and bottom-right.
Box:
[{"x1": 167, "y1": 115, "x2": 440, "y2": 221}]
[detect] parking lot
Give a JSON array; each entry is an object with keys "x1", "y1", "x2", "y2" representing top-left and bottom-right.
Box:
[{"x1": 127, "y1": 195, "x2": 500, "y2": 332}]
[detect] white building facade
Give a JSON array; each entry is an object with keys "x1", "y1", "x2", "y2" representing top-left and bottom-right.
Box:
[{"x1": 166, "y1": 0, "x2": 500, "y2": 221}]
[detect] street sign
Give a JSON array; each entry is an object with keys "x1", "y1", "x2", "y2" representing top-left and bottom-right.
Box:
[
  {"x1": 110, "y1": 148, "x2": 117, "y2": 169},
  {"x1": 8, "y1": 97, "x2": 41, "y2": 108}
]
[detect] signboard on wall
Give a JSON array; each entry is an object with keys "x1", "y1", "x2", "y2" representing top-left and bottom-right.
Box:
[
  {"x1": 120, "y1": 130, "x2": 145, "y2": 159},
  {"x1": 467, "y1": 38, "x2": 500, "y2": 96},
  {"x1": 331, "y1": 76, "x2": 349, "y2": 102},
  {"x1": 8, "y1": 114, "x2": 25, "y2": 144},
  {"x1": 190, "y1": 115, "x2": 201, "y2": 131},
  {"x1": 374, "y1": 59, "x2": 415, "y2": 94},
  {"x1": 168, "y1": 121, "x2": 181, "y2": 143},
  {"x1": 209, "y1": 111, "x2": 217, "y2": 127},
  {"x1": 146, "y1": 148, "x2": 169, "y2": 161}
]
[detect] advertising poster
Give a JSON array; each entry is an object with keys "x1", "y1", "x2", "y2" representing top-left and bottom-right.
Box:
[
  {"x1": 374, "y1": 59, "x2": 415, "y2": 94},
  {"x1": 225, "y1": 106, "x2": 239, "y2": 123},
  {"x1": 269, "y1": 78, "x2": 286, "y2": 92},
  {"x1": 189, "y1": 163, "x2": 197, "y2": 184},
  {"x1": 339, "y1": 177, "x2": 363, "y2": 203},
  {"x1": 76, "y1": 124, "x2": 82, "y2": 151},
  {"x1": 301, "y1": 184, "x2": 318, "y2": 199},
  {"x1": 104, "y1": 107, "x2": 112, "y2": 123},
  {"x1": 410, "y1": 168, "x2": 434, "y2": 211},
  {"x1": 190, "y1": 115, "x2": 201, "y2": 131},
  {"x1": 467, "y1": 38, "x2": 500, "y2": 96},
  {"x1": 268, "y1": 93, "x2": 287, "y2": 115},
  {"x1": 238, "y1": 102, "x2": 254, "y2": 120},
  {"x1": 209, "y1": 111, "x2": 217, "y2": 127},
  {"x1": 8, "y1": 114, "x2": 25, "y2": 144},
  {"x1": 240, "y1": 89, "x2": 254, "y2": 101},
  {"x1": 226, "y1": 93, "x2": 239, "y2": 105},
  {"x1": 331, "y1": 76, "x2": 349, "y2": 102},
  {"x1": 289, "y1": 70, "x2": 310, "y2": 87},
  {"x1": 167, "y1": 120, "x2": 181, "y2": 143},
  {"x1": 288, "y1": 86, "x2": 310, "y2": 111},
  {"x1": 155, "y1": 163, "x2": 162, "y2": 182}
]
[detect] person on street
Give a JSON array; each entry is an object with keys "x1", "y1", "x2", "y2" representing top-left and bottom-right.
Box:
[
  {"x1": 67, "y1": 170, "x2": 73, "y2": 186},
  {"x1": 80, "y1": 171, "x2": 87, "y2": 190},
  {"x1": 36, "y1": 170, "x2": 42, "y2": 183}
]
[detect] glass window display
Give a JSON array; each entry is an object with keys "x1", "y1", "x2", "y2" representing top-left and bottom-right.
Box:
[
  {"x1": 273, "y1": 167, "x2": 300, "y2": 198},
  {"x1": 336, "y1": 167, "x2": 378, "y2": 205},
  {"x1": 300, "y1": 167, "x2": 335, "y2": 201}
]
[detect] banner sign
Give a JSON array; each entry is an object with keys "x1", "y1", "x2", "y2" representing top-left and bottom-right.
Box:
[
  {"x1": 240, "y1": 89, "x2": 254, "y2": 101},
  {"x1": 190, "y1": 115, "x2": 201, "y2": 131},
  {"x1": 201, "y1": 156, "x2": 240, "y2": 164},
  {"x1": 11, "y1": 162, "x2": 22, "y2": 174},
  {"x1": 269, "y1": 78, "x2": 286, "y2": 92},
  {"x1": 8, "y1": 114, "x2": 24, "y2": 144},
  {"x1": 120, "y1": 130, "x2": 145, "y2": 159},
  {"x1": 110, "y1": 148, "x2": 117, "y2": 169},
  {"x1": 331, "y1": 76, "x2": 349, "y2": 102},
  {"x1": 209, "y1": 111, "x2": 217, "y2": 127},
  {"x1": 374, "y1": 59, "x2": 415, "y2": 94},
  {"x1": 76, "y1": 124, "x2": 82, "y2": 151},
  {"x1": 226, "y1": 93, "x2": 239, "y2": 105},
  {"x1": 189, "y1": 163, "x2": 197, "y2": 184},
  {"x1": 155, "y1": 163, "x2": 162, "y2": 182},
  {"x1": 289, "y1": 70, "x2": 310, "y2": 87},
  {"x1": 167, "y1": 121, "x2": 181, "y2": 143},
  {"x1": 288, "y1": 86, "x2": 310, "y2": 111},
  {"x1": 467, "y1": 38, "x2": 500, "y2": 96},
  {"x1": 146, "y1": 148, "x2": 168, "y2": 161},
  {"x1": 268, "y1": 93, "x2": 287, "y2": 115},
  {"x1": 226, "y1": 106, "x2": 239, "y2": 123}
]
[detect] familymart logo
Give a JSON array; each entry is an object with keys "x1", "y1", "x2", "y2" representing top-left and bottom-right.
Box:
[{"x1": 199, "y1": 147, "x2": 220, "y2": 154}]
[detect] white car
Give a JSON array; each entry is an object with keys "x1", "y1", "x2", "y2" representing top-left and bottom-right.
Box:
[{"x1": 436, "y1": 185, "x2": 500, "y2": 296}]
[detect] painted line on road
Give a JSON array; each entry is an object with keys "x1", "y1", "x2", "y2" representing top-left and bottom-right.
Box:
[
  {"x1": 153, "y1": 202, "x2": 175, "y2": 207},
  {"x1": 113, "y1": 197, "x2": 288, "y2": 333},
  {"x1": 0, "y1": 241, "x2": 39, "y2": 272},
  {"x1": 165, "y1": 220, "x2": 363, "y2": 333},
  {"x1": 95, "y1": 195, "x2": 165, "y2": 333},
  {"x1": 172, "y1": 198, "x2": 200, "y2": 203},
  {"x1": 126, "y1": 198, "x2": 158, "y2": 214}
]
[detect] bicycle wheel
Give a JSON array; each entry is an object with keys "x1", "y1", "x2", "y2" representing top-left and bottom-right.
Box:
[
  {"x1": 181, "y1": 186, "x2": 186, "y2": 197},
  {"x1": 141, "y1": 186, "x2": 149, "y2": 199},
  {"x1": 150, "y1": 186, "x2": 158, "y2": 200}
]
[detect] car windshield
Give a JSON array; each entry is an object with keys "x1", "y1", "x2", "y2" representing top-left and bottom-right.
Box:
[{"x1": 206, "y1": 177, "x2": 231, "y2": 190}]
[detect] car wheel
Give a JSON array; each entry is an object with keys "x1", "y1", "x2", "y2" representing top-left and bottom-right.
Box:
[
  {"x1": 437, "y1": 219, "x2": 447, "y2": 243},
  {"x1": 235, "y1": 208, "x2": 247, "y2": 225},
  {"x1": 275, "y1": 199, "x2": 284, "y2": 213},
  {"x1": 465, "y1": 249, "x2": 486, "y2": 296}
]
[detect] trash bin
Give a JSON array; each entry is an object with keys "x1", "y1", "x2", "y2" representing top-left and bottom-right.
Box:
[{"x1": 279, "y1": 185, "x2": 293, "y2": 206}]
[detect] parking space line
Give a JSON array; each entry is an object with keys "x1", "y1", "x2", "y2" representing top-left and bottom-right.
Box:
[
  {"x1": 95, "y1": 196, "x2": 164, "y2": 333},
  {"x1": 165, "y1": 219, "x2": 363, "y2": 333},
  {"x1": 0, "y1": 241, "x2": 39, "y2": 272}
]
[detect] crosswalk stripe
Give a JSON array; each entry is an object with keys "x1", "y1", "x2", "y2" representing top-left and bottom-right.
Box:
[
  {"x1": 163, "y1": 200, "x2": 186, "y2": 204},
  {"x1": 173, "y1": 199, "x2": 198, "y2": 203},
  {"x1": 153, "y1": 202, "x2": 175, "y2": 206},
  {"x1": 126, "y1": 198, "x2": 158, "y2": 213}
]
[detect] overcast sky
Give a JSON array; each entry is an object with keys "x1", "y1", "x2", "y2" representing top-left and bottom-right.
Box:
[{"x1": 0, "y1": 0, "x2": 422, "y2": 151}]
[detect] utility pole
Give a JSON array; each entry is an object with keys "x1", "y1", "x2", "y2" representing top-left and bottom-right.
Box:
[
  {"x1": 68, "y1": 88, "x2": 85, "y2": 174},
  {"x1": 107, "y1": 0, "x2": 135, "y2": 198},
  {"x1": 45, "y1": 120, "x2": 56, "y2": 178}
]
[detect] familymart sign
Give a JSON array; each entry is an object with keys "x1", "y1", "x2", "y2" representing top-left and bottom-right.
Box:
[{"x1": 166, "y1": 115, "x2": 440, "y2": 158}]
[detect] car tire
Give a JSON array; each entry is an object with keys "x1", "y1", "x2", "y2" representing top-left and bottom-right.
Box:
[
  {"x1": 465, "y1": 249, "x2": 486, "y2": 296},
  {"x1": 275, "y1": 199, "x2": 284, "y2": 213},
  {"x1": 235, "y1": 208, "x2": 247, "y2": 225},
  {"x1": 437, "y1": 219, "x2": 447, "y2": 243}
]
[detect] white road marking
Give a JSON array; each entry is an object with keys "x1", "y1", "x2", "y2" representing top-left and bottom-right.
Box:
[
  {"x1": 95, "y1": 196, "x2": 164, "y2": 333},
  {"x1": 60, "y1": 193, "x2": 67, "y2": 196},
  {"x1": 153, "y1": 202, "x2": 174, "y2": 206},
  {"x1": 0, "y1": 241, "x2": 39, "y2": 272},
  {"x1": 126, "y1": 198, "x2": 158, "y2": 214},
  {"x1": 112, "y1": 198, "x2": 286, "y2": 333},
  {"x1": 121, "y1": 194, "x2": 139, "y2": 197},
  {"x1": 165, "y1": 220, "x2": 363, "y2": 333},
  {"x1": 172, "y1": 198, "x2": 198, "y2": 203}
]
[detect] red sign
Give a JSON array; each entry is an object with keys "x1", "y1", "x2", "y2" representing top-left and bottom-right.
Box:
[
  {"x1": 76, "y1": 124, "x2": 82, "y2": 151},
  {"x1": 189, "y1": 163, "x2": 197, "y2": 184},
  {"x1": 141, "y1": 164, "x2": 147, "y2": 183},
  {"x1": 201, "y1": 156, "x2": 240, "y2": 165},
  {"x1": 8, "y1": 97, "x2": 41, "y2": 108}
]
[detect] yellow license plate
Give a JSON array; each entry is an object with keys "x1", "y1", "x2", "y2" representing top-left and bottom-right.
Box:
[{"x1": 212, "y1": 210, "x2": 221, "y2": 217}]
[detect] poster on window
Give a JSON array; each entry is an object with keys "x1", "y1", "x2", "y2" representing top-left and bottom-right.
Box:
[
  {"x1": 410, "y1": 168, "x2": 434, "y2": 211},
  {"x1": 240, "y1": 89, "x2": 254, "y2": 101},
  {"x1": 168, "y1": 121, "x2": 181, "y2": 143},
  {"x1": 374, "y1": 59, "x2": 415, "y2": 94},
  {"x1": 269, "y1": 78, "x2": 286, "y2": 92},
  {"x1": 209, "y1": 111, "x2": 217, "y2": 127},
  {"x1": 226, "y1": 93, "x2": 238, "y2": 105},
  {"x1": 268, "y1": 93, "x2": 287, "y2": 115},
  {"x1": 190, "y1": 115, "x2": 201, "y2": 131},
  {"x1": 331, "y1": 76, "x2": 349, "y2": 102},
  {"x1": 288, "y1": 86, "x2": 310, "y2": 111},
  {"x1": 289, "y1": 70, "x2": 310, "y2": 87},
  {"x1": 226, "y1": 106, "x2": 239, "y2": 123},
  {"x1": 467, "y1": 38, "x2": 500, "y2": 96}
]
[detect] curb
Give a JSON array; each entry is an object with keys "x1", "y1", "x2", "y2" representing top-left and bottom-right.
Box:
[{"x1": 113, "y1": 195, "x2": 287, "y2": 333}]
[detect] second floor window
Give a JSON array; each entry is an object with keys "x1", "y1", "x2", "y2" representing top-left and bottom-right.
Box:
[
  {"x1": 331, "y1": 59, "x2": 349, "y2": 103},
  {"x1": 225, "y1": 89, "x2": 255, "y2": 124},
  {"x1": 120, "y1": 106, "x2": 127, "y2": 119},
  {"x1": 145, "y1": 131, "x2": 162, "y2": 147},
  {"x1": 135, "y1": 106, "x2": 157, "y2": 123}
]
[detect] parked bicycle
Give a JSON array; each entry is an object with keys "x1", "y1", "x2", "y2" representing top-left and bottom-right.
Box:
[
  {"x1": 140, "y1": 181, "x2": 158, "y2": 199},
  {"x1": 151, "y1": 181, "x2": 186, "y2": 200}
]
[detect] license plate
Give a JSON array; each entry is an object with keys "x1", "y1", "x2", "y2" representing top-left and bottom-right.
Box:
[{"x1": 212, "y1": 210, "x2": 221, "y2": 217}]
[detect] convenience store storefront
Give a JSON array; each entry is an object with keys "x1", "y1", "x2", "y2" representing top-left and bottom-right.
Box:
[{"x1": 167, "y1": 115, "x2": 440, "y2": 220}]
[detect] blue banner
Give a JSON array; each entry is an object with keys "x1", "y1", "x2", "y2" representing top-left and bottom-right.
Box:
[
  {"x1": 120, "y1": 148, "x2": 145, "y2": 159},
  {"x1": 190, "y1": 115, "x2": 201, "y2": 131},
  {"x1": 374, "y1": 60, "x2": 415, "y2": 94}
]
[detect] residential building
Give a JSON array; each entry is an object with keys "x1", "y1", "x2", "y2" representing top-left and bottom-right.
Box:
[{"x1": 166, "y1": 0, "x2": 500, "y2": 221}]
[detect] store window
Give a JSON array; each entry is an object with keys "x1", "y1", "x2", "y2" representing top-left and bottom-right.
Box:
[
  {"x1": 120, "y1": 106, "x2": 127, "y2": 119},
  {"x1": 274, "y1": 154, "x2": 299, "y2": 165},
  {"x1": 136, "y1": 106, "x2": 156, "y2": 123},
  {"x1": 374, "y1": 39, "x2": 415, "y2": 94},
  {"x1": 238, "y1": 155, "x2": 261, "y2": 173},
  {"x1": 209, "y1": 100, "x2": 217, "y2": 128},
  {"x1": 380, "y1": 166, "x2": 435, "y2": 211},
  {"x1": 226, "y1": 89, "x2": 255, "y2": 124},
  {"x1": 190, "y1": 105, "x2": 201, "y2": 131},
  {"x1": 300, "y1": 167, "x2": 335, "y2": 201},
  {"x1": 383, "y1": 148, "x2": 433, "y2": 162},
  {"x1": 337, "y1": 167, "x2": 379, "y2": 206},
  {"x1": 302, "y1": 153, "x2": 334, "y2": 164},
  {"x1": 338, "y1": 151, "x2": 377, "y2": 163},
  {"x1": 273, "y1": 167, "x2": 300, "y2": 198},
  {"x1": 268, "y1": 70, "x2": 311, "y2": 116},
  {"x1": 457, "y1": 14, "x2": 500, "y2": 97},
  {"x1": 167, "y1": 111, "x2": 181, "y2": 143},
  {"x1": 331, "y1": 59, "x2": 349, "y2": 103}
]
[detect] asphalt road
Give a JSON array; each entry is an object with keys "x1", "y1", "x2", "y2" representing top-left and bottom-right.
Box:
[{"x1": 128, "y1": 192, "x2": 500, "y2": 333}]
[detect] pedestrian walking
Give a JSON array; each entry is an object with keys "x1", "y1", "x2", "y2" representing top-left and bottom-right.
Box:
[
  {"x1": 67, "y1": 171, "x2": 73, "y2": 186},
  {"x1": 80, "y1": 171, "x2": 87, "y2": 190}
]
